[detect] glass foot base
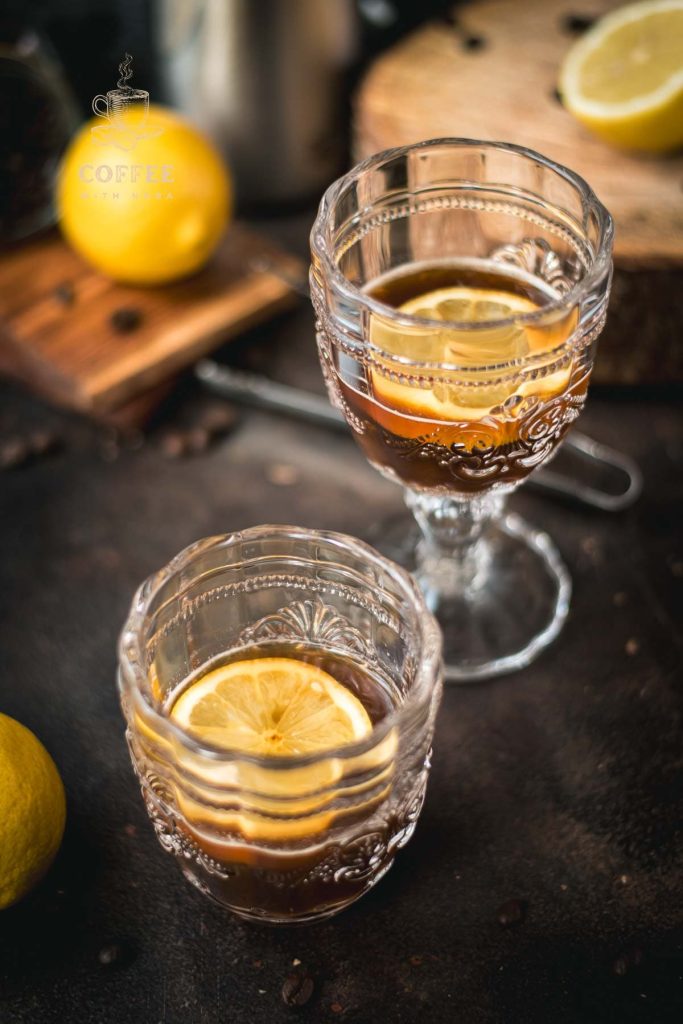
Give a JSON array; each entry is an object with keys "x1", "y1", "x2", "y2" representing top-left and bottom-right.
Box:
[{"x1": 368, "y1": 511, "x2": 571, "y2": 683}]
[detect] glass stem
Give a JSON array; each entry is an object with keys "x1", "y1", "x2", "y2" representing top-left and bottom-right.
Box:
[{"x1": 405, "y1": 490, "x2": 507, "y2": 603}]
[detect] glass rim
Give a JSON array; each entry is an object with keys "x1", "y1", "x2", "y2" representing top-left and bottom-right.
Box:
[
  {"x1": 118, "y1": 524, "x2": 443, "y2": 769},
  {"x1": 311, "y1": 137, "x2": 614, "y2": 367}
]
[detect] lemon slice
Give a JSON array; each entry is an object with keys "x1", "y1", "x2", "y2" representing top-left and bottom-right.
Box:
[
  {"x1": 168, "y1": 658, "x2": 383, "y2": 843},
  {"x1": 371, "y1": 285, "x2": 552, "y2": 422},
  {"x1": 559, "y1": 1, "x2": 683, "y2": 152},
  {"x1": 171, "y1": 657, "x2": 372, "y2": 756},
  {"x1": 399, "y1": 287, "x2": 537, "y2": 350}
]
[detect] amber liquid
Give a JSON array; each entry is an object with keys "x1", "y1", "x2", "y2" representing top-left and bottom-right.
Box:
[
  {"x1": 338, "y1": 259, "x2": 586, "y2": 494},
  {"x1": 169, "y1": 643, "x2": 403, "y2": 922}
]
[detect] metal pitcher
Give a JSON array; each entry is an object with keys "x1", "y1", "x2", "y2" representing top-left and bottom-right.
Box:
[{"x1": 156, "y1": 0, "x2": 360, "y2": 205}]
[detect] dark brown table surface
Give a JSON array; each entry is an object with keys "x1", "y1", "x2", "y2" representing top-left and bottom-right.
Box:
[{"x1": 0, "y1": 218, "x2": 681, "y2": 1024}]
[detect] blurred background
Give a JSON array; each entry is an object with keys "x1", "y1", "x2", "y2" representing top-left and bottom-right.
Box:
[{"x1": 1, "y1": 0, "x2": 453, "y2": 217}]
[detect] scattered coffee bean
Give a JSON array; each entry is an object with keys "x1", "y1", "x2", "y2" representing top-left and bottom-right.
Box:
[
  {"x1": 53, "y1": 282, "x2": 75, "y2": 306},
  {"x1": 0, "y1": 438, "x2": 30, "y2": 469},
  {"x1": 267, "y1": 463, "x2": 300, "y2": 486},
  {"x1": 612, "y1": 956, "x2": 628, "y2": 977},
  {"x1": 281, "y1": 969, "x2": 314, "y2": 1008},
  {"x1": 185, "y1": 426, "x2": 210, "y2": 454},
  {"x1": 120, "y1": 428, "x2": 144, "y2": 452},
  {"x1": 1, "y1": 430, "x2": 64, "y2": 469},
  {"x1": 110, "y1": 307, "x2": 143, "y2": 333},
  {"x1": 98, "y1": 944, "x2": 124, "y2": 967},
  {"x1": 158, "y1": 431, "x2": 186, "y2": 459},
  {"x1": 29, "y1": 430, "x2": 61, "y2": 457},
  {"x1": 562, "y1": 13, "x2": 596, "y2": 34},
  {"x1": 613, "y1": 947, "x2": 643, "y2": 976},
  {"x1": 463, "y1": 34, "x2": 486, "y2": 51},
  {"x1": 497, "y1": 898, "x2": 527, "y2": 927},
  {"x1": 198, "y1": 402, "x2": 239, "y2": 435},
  {"x1": 98, "y1": 439, "x2": 120, "y2": 463}
]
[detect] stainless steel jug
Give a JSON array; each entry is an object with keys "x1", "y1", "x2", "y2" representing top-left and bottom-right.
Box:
[{"x1": 157, "y1": 0, "x2": 359, "y2": 205}]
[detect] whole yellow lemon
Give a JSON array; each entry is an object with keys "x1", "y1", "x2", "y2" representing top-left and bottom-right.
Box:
[
  {"x1": 57, "y1": 104, "x2": 232, "y2": 284},
  {"x1": 0, "y1": 713, "x2": 66, "y2": 909}
]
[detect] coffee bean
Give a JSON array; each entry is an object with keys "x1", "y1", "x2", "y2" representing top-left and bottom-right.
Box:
[
  {"x1": 613, "y1": 948, "x2": 643, "y2": 976},
  {"x1": 98, "y1": 944, "x2": 123, "y2": 967},
  {"x1": 110, "y1": 307, "x2": 143, "y2": 333},
  {"x1": 266, "y1": 463, "x2": 300, "y2": 486},
  {"x1": 54, "y1": 282, "x2": 75, "y2": 306},
  {"x1": 158, "y1": 431, "x2": 186, "y2": 459},
  {"x1": 0, "y1": 438, "x2": 30, "y2": 469},
  {"x1": 185, "y1": 427, "x2": 210, "y2": 454},
  {"x1": 198, "y1": 403, "x2": 239, "y2": 435},
  {"x1": 281, "y1": 969, "x2": 314, "y2": 1008},
  {"x1": 562, "y1": 13, "x2": 596, "y2": 34},
  {"x1": 98, "y1": 439, "x2": 120, "y2": 463},
  {"x1": 497, "y1": 898, "x2": 527, "y2": 927},
  {"x1": 29, "y1": 430, "x2": 61, "y2": 457},
  {"x1": 120, "y1": 429, "x2": 144, "y2": 452}
]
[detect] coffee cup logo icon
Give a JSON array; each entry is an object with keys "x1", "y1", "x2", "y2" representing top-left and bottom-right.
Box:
[{"x1": 91, "y1": 54, "x2": 161, "y2": 150}]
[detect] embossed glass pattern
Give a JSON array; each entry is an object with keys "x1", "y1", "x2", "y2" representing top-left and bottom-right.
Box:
[
  {"x1": 118, "y1": 526, "x2": 442, "y2": 924},
  {"x1": 310, "y1": 138, "x2": 613, "y2": 681}
]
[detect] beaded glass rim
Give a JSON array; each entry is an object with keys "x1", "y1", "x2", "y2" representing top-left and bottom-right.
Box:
[
  {"x1": 310, "y1": 138, "x2": 614, "y2": 350},
  {"x1": 118, "y1": 525, "x2": 442, "y2": 768}
]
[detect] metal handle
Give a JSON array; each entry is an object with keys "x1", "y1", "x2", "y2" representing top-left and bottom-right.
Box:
[
  {"x1": 529, "y1": 431, "x2": 642, "y2": 511},
  {"x1": 195, "y1": 360, "x2": 642, "y2": 512},
  {"x1": 195, "y1": 359, "x2": 345, "y2": 430}
]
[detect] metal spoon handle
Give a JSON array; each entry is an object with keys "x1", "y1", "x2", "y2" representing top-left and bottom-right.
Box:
[{"x1": 195, "y1": 360, "x2": 642, "y2": 511}]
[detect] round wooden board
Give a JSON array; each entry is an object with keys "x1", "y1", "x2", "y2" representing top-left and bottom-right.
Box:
[{"x1": 354, "y1": 0, "x2": 683, "y2": 267}]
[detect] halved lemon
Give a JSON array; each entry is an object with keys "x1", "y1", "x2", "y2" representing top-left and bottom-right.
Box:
[
  {"x1": 171, "y1": 658, "x2": 372, "y2": 756},
  {"x1": 559, "y1": 0, "x2": 683, "y2": 152},
  {"x1": 370, "y1": 286, "x2": 571, "y2": 424}
]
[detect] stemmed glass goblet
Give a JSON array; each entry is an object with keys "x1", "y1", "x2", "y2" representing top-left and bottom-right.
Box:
[{"x1": 310, "y1": 138, "x2": 613, "y2": 681}]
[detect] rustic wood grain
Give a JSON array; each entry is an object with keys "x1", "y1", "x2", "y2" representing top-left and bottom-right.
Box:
[
  {"x1": 0, "y1": 223, "x2": 304, "y2": 414},
  {"x1": 354, "y1": 0, "x2": 683, "y2": 266}
]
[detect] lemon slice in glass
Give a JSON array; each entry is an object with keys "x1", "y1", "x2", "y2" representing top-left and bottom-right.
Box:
[
  {"x1": 559, "y1": 0, "x2": 683, "y2": 152},
  {"x1": 171, "y1": 657, "x2": 372, "y2": 756},
  {"x1": 169, "y1": 658, "x2": 383, "y2": 842},
  {"x1": 370, "y1": 286, "x2": 541, "y2": 421}
]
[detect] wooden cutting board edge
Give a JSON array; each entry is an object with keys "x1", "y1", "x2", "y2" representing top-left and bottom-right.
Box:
[{"x1": 0, "y1": 224, "x2": 305, "y2": 417}]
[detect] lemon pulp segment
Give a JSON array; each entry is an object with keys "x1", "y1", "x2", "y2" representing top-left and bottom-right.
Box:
[{"x1": 170, "y1": 657, "x2": 372, "y2": 756}]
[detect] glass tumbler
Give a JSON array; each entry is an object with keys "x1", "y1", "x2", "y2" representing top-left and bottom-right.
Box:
[
  {"x1": 118, "y1": 526, "x2": 442, "y2": 924},
  {"x1": 310, "y1": 138, "x2": 613, "y2": 681}
]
